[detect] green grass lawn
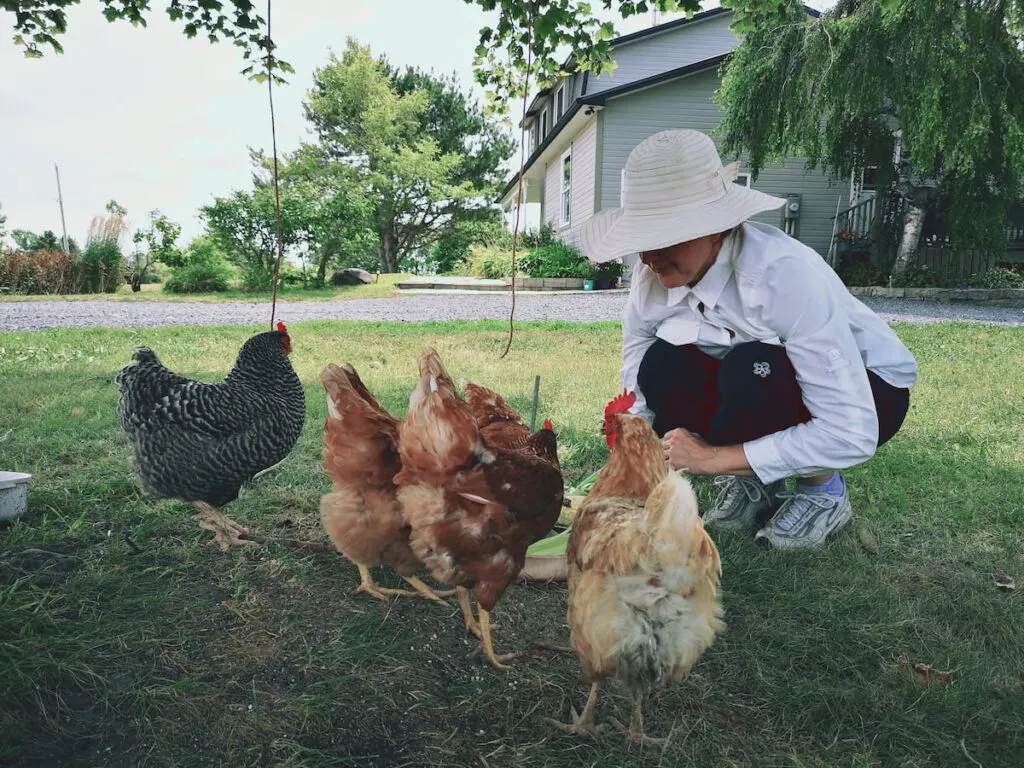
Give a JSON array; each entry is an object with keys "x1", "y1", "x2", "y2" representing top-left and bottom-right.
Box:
[
  {"x1": 1, "y1": 320, "x2": 1022, "y2": 767},
  {"x1": 0, "y1": 274, "x2": 410, "y2": 304}
]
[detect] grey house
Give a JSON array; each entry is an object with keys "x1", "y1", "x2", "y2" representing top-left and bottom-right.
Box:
[{"x1": 497, "y1": 6, "x2": 857, "y2": 263}]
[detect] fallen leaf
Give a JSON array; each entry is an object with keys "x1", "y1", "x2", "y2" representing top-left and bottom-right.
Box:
[
  {"x1": 857, "y1": 527, "x2": 879, "y2": 555},
  {"x1": 70, "y1": 407, "x2": 85, "y2": 418},
  {"x1": 994, "y1": 570, "x2": 1016, "y2": 592},
  {"x1": 898, "y1": 655, "x2": 951, "y2": 686}
]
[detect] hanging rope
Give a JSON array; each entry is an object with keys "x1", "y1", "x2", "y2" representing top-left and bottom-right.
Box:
[
  {"x1": 266, "y1": 0, "x2": 286, "y2": 329},
  {"x1": 499, "y1": 4, "x2": 536, "y2": 359}
]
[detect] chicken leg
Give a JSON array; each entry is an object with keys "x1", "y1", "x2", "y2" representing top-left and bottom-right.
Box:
[
  {"x1": 192, "y1": 502, "x2": 257, "y2": 549},
  {"x1": 456, "y1": 587, "x2": 518, "y2": 670},
  {"x1": 549, "y1": 682, "x2": 602, "y2": 736},
  {"x1": 354, "y1": 565, "x2": 453, "y2": 605},
  {"x1": 608, "y1": 696, "x2": 668, "y2": 746}
]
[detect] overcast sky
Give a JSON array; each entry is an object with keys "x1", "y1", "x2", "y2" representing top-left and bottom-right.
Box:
[{"x1": 1, "y1": 1, "x2": 831, "y2": 247}]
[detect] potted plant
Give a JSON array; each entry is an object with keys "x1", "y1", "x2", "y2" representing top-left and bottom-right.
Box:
[{"x1": 592, "y1": 260, "x2": 625, "y2": 289}]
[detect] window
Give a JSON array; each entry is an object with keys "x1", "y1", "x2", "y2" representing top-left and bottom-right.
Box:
[
  {"x1": 529, "y1": 123, "x2": 537, "y2": 152},
  {"x1": 556, "y1": 83, "x2": 566, "y2": 120},
  {"x1": 540, "y1": 108, "x2": 549, "y2": 139},
  {"x1": 560, "y1": 151, "x2": 572, "y2": 227},
  {"x1": 733, "y1": 173, "x2": 751, "y2": 188}
]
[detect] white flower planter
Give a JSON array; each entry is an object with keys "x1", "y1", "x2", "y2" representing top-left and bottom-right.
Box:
[{"x1": 0, "y1": 472, "x2": 32, "y2": 521}]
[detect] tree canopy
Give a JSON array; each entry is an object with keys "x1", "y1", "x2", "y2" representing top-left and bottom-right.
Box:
[
  {"x1": 2, "y1": 0, "x2": 291, "y2": 79},
  {"x1": 463, "y1": 0, "x2": 791, "y2": 106},
  {"x1": 717, "y1": 0, "x2": 1024, "y2": 266},
  {"x1": 304, "y1": 39, "x2": 514, "y2": 272}
]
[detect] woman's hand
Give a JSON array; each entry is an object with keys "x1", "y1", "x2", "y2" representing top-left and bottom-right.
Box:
[
  {"x1": 662, "y1": 430, "x2": 753, "y2": 476},
  {"x1": 663, "y1": 429, "x2": 718, "y2": 475}
]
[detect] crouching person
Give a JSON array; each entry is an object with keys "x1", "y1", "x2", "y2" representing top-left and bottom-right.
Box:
[{"x1": 580, "y1": 129, "x2": 918, "y2": 549}]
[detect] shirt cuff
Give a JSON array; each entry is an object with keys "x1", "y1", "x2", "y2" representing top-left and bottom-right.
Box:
[{"x1": 742, "y1": 435, "x2": 788, "y2": 484}]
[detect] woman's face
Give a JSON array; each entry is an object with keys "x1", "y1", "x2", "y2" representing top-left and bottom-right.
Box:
[{"x1": 639, "y1": 232, "x2": 727, "y2": 289}]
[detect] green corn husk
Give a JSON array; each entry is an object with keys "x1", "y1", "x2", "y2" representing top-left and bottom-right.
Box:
[{"x1": 526, "y1": 468, "x2": 604, "y2": 557}]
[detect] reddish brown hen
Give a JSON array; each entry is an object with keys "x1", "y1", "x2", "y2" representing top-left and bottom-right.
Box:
[
  {"x1": 320, "y1": 363, "x2": 451, "y2": 604},
  {"x1": 395, "y1": 349, "x2": 564, "y2": 669}
]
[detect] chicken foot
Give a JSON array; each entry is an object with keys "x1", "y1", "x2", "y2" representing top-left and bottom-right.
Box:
[
  {"x1": 192, "y1": 503, "x2": 257, "y2": 550},
  {"x1": 548, "y1": 682, "x2": 603, "y2": 736},
  {"x1": 354, "y1": 565, "x2": 451, "y2": 603},
  {"x1": 607, "y1": 696, "x2": 669, "y2": 746},
  {"x1": 400, "y1": 575, "x2": 455, "y2": 605},
  {"x1": 456, "y1": 588, "x2": 517, "y2": 670}
]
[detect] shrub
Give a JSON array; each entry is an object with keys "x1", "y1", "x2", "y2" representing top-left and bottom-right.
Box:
[
  {"x1": 426, "y1": 219, "x2": 513, "y2": 275},
  {"x1": 0, "y1": 249, "x2": 74, "y2": 294},
  {"x1": 890, "y1": 264, "x2": 957, "y2": 288},
  {"x1": 164, "y1": 238, "x2": 234, "y2": 293},
  {"x1": 521, "y1": 242, "x2": 595, "y2": 278},
  {"x1": 75, "y1": 240, "x2": 125, "y2": 293},
  {"x1": 838, "y1": 260, "x2": 887, "y2": 287},
  {"x1": 520, "y1": 224, "x2": 558, "y2": 249},
  {"x1": 164, "y1": 259, "x2": 233, "y2": 294},
  {"x1": 967, "y1": 266, "x2": 1024, "y2": 289},
  {"x1": 241, "y1": 264, "x2": 275, "y2": 293},
  {"x1": 453, "y1": 244, "x2": 523, "y2": 279}
]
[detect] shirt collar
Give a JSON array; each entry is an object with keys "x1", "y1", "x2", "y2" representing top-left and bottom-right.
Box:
[{"x1": 664, "y1": 230, "x2": 736, "y2": 309}]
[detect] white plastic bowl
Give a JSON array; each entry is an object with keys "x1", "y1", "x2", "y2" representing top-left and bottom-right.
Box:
[{"x1": 0, "y1": 471, "x2": 32, "y2": 521}]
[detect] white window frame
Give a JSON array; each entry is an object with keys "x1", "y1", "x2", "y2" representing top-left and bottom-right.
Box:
[
  {"x1": 540, "y1": 107, "x2": 549, "y2": 139},
  {"x1": 555, "y1": 83, "x2": 566, "y2": 120},
  {"x1": 529, "y1": 123, "x2": 537, "y2": 152},
  {"x1": 560, "y1": 150, "x2": 572, "y2": 228}
]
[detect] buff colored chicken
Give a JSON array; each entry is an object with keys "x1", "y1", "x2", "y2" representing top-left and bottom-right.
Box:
[
  {"x1": 319, "y1": 363, "x2": 451, "y2": 604},
  {"x1": 395, "y1": 349, "x2": 564, "y2": 669},
  {"x1": 551, "y1": 391, "x2": 724, "y2": 744}
]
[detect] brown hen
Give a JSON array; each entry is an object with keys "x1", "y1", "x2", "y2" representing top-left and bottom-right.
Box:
[
  {"x1": 395, "y1": 349, "x2": 564, "y2": 669},
  {"x1": 320, "y1": 363, "x2": 451, "y2": 604}
]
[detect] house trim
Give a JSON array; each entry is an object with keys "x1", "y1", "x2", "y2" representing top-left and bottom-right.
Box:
[
  {"x1": 497, "y1": 54, "x2": 729, "y2": 203},
  {"x1": 559, "y1": 149, "x2": 573, "y2": 228}
]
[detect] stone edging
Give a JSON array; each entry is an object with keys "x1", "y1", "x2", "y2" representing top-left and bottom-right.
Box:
[{"x1": 849, "y1": 286, "x2": 1024, "y2": 307}]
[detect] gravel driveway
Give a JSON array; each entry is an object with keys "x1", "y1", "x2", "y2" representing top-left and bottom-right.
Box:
[{"x1": 3, "y1": 292, "x2": 1023, "y2": 332}]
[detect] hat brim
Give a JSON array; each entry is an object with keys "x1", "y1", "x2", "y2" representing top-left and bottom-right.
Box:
[{"x1": 580, "y1": 184, "x2": 787, "y2": 263}]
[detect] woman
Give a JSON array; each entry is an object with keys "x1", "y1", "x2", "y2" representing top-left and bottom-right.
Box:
[{"x1": 579, "y1": 129, "x2": 917, "y2": 549}]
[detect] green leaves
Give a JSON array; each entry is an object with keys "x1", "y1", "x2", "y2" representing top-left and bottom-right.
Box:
[
  {"x1": 305, "y1": 40, "x2": 514, "y2": 271},
  {"x1": 717, "y1": 0, "x2": 1024, "y2": 253},
  {"x1": 4, "y1": 1, "x2": 291, "y2": 82}
]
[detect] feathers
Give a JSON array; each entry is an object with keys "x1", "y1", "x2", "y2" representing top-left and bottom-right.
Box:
[
  {"x1": 566, "y1": 410, "x2": 723, "y2": 698},
  {"x1": 115, "y1": 329, "x2": 305, "y2": 508},
  {"x1": 396, "y1": 349, "x2": 563, "y2": 612},
  {"x1": 319, "y1": 362, "x2": 421, "y2": 576}
]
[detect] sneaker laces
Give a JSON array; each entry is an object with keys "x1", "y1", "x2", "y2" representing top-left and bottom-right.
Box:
[
  {"x1": 771, "y1": 490, "x2": 836, "y2": 531},
  {"x1": 713, "y1": 475, "x2": 766, "y2": 512}
]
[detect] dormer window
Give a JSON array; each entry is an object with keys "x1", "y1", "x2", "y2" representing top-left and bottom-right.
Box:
[
  {"x1": 556, "y1": 83, "x2": 566, "y2": 120},
  {"x1": 540, "y1": 107, "x2": 549, "y2": 138}
]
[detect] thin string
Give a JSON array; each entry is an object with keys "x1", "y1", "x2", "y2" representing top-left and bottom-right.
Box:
[
  {"x1": 499, "y1": 3, "x2": 536, "y2": 359},
  {"x1": 266, "y1": 0, "x2": 285, "y2": 329}
]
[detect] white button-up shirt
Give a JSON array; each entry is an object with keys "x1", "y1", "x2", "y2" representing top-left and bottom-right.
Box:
[{"x1": 621, "y1": 221, "x2": 919, "y2": 483}]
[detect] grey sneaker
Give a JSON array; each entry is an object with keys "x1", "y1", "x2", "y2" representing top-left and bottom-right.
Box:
[
  {"x1": 754, "y1": 484, "x2": 853, "y2": 550},
  {"x1": 703, "y1": 475, "x2": 784, "y2": 532}
]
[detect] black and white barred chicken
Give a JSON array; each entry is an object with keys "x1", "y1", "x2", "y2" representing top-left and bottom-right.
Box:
[{"x1": 115, "y1": 322, "x2": 306, "y2": 549}]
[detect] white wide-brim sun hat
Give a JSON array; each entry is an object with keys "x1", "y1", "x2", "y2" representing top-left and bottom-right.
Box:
[{"x1": 580, "y1": 129, "x2": 786, "y2": 263}]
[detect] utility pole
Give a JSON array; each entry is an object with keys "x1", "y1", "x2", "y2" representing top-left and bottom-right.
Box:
[{"x1": 54, "y1": 163, "x2": 69, "y2": 253}]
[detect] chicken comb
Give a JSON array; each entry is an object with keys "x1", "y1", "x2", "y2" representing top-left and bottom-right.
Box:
[
  {"x1": 276, "y1": 321, "x2": 288, "y2": 333},
  {"x1": 543, "y1": 418, "x2": 553, "y2": 431},
  {"x1": 604, "y1": 390, "x2": 636, "y2": 417}
]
